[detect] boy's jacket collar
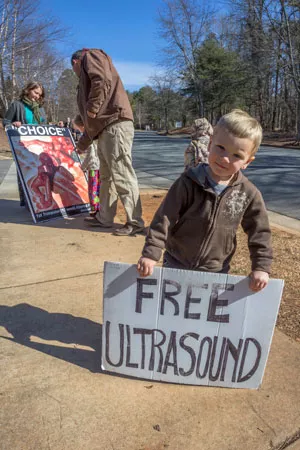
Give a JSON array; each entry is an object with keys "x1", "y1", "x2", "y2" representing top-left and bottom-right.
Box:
[{"x1": 185, "y1": 163, "x2": 244, "y2": 188}]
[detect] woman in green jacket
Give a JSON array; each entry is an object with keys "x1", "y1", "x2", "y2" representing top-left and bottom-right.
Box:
[{"x1": 3, "y1": 81, "x2": 46, "y2": 206}]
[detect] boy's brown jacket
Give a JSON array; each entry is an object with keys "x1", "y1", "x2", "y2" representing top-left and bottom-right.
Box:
[
  {"x1": 76, "y1": 49, "x2": 133, "y2": 151},
  {"x1": 142, "y1": 164, "x2": 272, "y2": 274}
]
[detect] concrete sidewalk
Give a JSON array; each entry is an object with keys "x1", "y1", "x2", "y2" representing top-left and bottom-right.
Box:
[{"x1": 1, "y1": 167, "x2": 300, "y2": 450}]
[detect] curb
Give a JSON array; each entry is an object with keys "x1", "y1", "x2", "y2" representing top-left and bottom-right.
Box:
[{"x1": 139, "y1": 188, "x2": 300, "y2": 237}]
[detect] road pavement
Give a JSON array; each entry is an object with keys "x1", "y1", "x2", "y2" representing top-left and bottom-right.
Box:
[
  {"x1": 132, "y1": 131, "x2": 300, "y2": 221},
  {"x1": 0, "y1": 158, "x2": 12, "y2": 185},
  {"x1": 1, "y1": 131, "x2": 300, "y2": 233}
]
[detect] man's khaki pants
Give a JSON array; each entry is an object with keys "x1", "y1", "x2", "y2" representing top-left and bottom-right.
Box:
[{"x1": 95, "y1": 120, "x2": 144, "y2": 227}]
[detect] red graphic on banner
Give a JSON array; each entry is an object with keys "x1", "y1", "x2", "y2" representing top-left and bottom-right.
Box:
[{"x1": 6, "y1": 126, "x2": 90, "y2": 222}]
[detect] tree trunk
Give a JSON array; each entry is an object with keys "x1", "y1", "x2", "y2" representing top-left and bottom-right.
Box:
[
  {"x1": 296, "y1": 89, "x2": 300, "y2": 142},
  {"x1": 164, "y1": 108, "x2": 169, "y2": 133},
  {"x1": 272, "y1": 63, "x2": 280, "y2": 130},
  {"x1": 0, "y1": 0, "x2": 9, "y2": 111},
  {"x1": 138, "y1": 102, "x2": 142, "y2": 129},
  {"x1": 11, "y1": 4, "x2": 18, "y2": 99}
]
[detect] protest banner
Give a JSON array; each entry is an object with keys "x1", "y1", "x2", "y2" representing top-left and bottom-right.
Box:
[
  {"x1": 102, "y1": 262, "x2": 284, "y2": 389},
  {"x1": 5, "y1": 125, "x2": 90, "y2": 223}
]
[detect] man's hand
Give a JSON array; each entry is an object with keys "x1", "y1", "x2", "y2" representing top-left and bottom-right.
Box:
[
  {"x1": 87, "y1": 110, "x2": 96, "y2": 119},
  {"x1": 137, "y1": 257, "x2": 157, "y2": 277},
  {"x1": 249, "y1": 270, "x2": 269, "y2": 292}
]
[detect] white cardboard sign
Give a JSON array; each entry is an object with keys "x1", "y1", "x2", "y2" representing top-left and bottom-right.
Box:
[{"x1": 102, "y1": 262, "x2": 284, "y2": 389}]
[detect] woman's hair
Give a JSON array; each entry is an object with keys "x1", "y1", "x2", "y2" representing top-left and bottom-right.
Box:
[
  {"x1": 20, "y1": 82, "x2": 45, "y2": 105},
  {"x1": 215, "y1": 109, "x2": 262, "y2": 155}
]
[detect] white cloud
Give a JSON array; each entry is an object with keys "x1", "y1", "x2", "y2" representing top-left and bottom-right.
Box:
[{"x1": 114, "y1": 61, "x2": 157, "y2": 89}]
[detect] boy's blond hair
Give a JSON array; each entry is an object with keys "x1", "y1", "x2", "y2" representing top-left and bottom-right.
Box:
[{"x1": 215, "y1": 109, "x2": 262, "y2": 155}]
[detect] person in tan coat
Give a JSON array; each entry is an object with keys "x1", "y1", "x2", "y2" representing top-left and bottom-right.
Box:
[
  {"x1": 184, "y1": 117, "x2": 213, "y2": 170},
  {"x1": 71, "y1": 48, "x2": 144, "y2": 236}
]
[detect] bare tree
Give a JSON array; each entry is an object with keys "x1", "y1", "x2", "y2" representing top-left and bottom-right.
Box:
[
  {"x1": 56, "y1": 69, "x2": 78, "y2": 123},
  {"x1": 150, "y1": 72, "x2": 181, "y2": 133},
  {"x1": 226, "y1": 0, "x2": 275, "y2": 126},
  {"x1": 0, "y1": 0, "x2": 66, "y2": 116},
  {"x1": 132, "y1": 86, "x2": 157, "y2": 129},
  {"x1": 269, "y1": 0, "x2": 300, "y2": 140},
  {"x1": 157, "y1": 0, "x2": 215, "y2": 116}
]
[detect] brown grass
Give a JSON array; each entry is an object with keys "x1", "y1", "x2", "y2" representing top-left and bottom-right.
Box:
[{"x1": 118, "y1": 193, "x2": 300, "y2": 342}]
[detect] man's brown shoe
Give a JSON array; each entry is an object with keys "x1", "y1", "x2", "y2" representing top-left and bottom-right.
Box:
[
  {"x1": 113, "y1": 223, "x2": 144, "y2": 236},
  {"x1": 84, "y1": 217, "x2": 112, "y2": 228}
]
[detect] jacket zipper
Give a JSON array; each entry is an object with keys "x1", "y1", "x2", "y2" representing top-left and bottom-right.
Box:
[{"x1": 192, "y1": 188, "x2": 229, "y2": 269}]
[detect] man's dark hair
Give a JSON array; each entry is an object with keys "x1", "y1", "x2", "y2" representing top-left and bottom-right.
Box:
[{"x1": 71, "y1": 50, "x2": 83, "y2": 66}]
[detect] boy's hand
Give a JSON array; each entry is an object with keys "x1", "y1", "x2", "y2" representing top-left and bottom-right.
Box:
[
  {"x1": 249, "y1": 270, "x2": 269, "y2": 292},
  {"x1": 137, "y1": 257, "x2": 157, "y2": 277}
]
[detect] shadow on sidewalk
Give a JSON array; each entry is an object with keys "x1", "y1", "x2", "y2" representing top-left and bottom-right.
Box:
[
  {"x1": 0, "y1": 198, "x2": 122, "y2": 232},
  {"x1": 0, "y1": 303, "x2": 102, "y2": 373},
  {"x1": 0, "y1": 199, "x2": 33, "y2": 224}
]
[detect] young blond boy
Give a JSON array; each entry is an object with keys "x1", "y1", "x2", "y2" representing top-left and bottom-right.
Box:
[{"x1": 137, "y1": 109, "x2": 272, "y2": 292}]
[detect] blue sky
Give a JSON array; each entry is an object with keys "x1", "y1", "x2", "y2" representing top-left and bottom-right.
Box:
[{"x1": 39, "y1": 0, "x2": 164, "y2": 91}]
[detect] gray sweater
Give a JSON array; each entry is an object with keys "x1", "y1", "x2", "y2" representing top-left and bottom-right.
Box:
[
  {"x1": 3, "y1": 100, "x2": 46, "y2": 126},
  {"x1": 3, "y1": 100, "x2": 26, "y2": 126}
]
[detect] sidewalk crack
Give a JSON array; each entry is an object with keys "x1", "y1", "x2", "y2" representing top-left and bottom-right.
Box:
[
  {"x1": 0, "y1": 270, "x2": 103, "y2": 290},
  {"x1": 269, "y1": 428, "x2": 300, "y2": 450}
]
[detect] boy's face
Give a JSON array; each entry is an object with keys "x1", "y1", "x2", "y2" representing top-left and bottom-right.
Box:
[{"x1": 208, "y1": 127, "x2": 255, "y2": 182}]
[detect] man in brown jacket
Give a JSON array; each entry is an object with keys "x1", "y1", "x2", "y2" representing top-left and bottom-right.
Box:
[{"x1": 71, "y1": 48, "x2": 144, "y2": 236}]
